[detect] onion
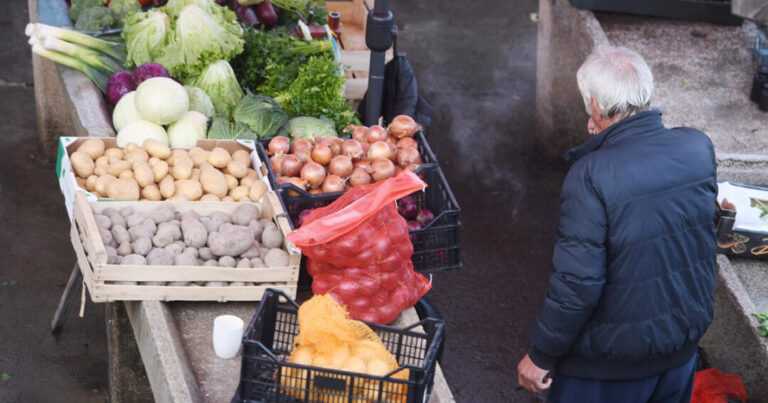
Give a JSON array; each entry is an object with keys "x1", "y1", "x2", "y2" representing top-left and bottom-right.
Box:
[
  {"x1": 276, "y1": 176, "x2": 290, "y2": 185},
  {"x1": 309, "y1": 188, "x2": 323, "y2": 195},
  {"x1": 367, "y1": 141, "x2": 392, "y2": 160},
  {"x1": 280, "y1": 154, "x2": 303, "y2": 177},
  {"x1": 388, "y1": 115, "x2": 420, "y2": 138},
  {"x1": 318, "y1": 136, "x2": 342, "y2": 155},
  {"x1": 293, "y1": 208, "x2": 314, "y2": 228},
  {"x1": 417, "y1": 208, "x2": 436, "y2": 226},
  {"x1": 291, "y1": 138, "x2": 313, "y2": 154},
  {"x1": 311, "y1": 144, "x2": 333, "y2": 165},
  {"x1": 397, "y1": 147, "x2": 421, "y2": 167},
  {"x1": 407, "y1": 220, "x2": 422, "y2": 231},
  {"x1": 329, "y1": 155, "x2": 353, "y2": 178},
  {"x1": 301, "y1": 161, "x2": 326, "y2": 187},
  {"x1": 348, "y1": 168, "x2": 372, "y2": 187},
  {"x1": 405, "y1": 163, "x2": 421, "y2": 172},
  {"x1": 395, "y1": 166, "x2": 404, "y2": 175},
  {"x1": 294, "y1": 150, "x2": 312, "y2": 163},
  {"x1": 270, "y1": 154, "x2": 285, "y2": 175},
  {"x1": 389, "y1": 142, "x2": 398, "y2": 162},
  {"x1": 286, "y1": 177, "x2": 307, "y2": 196},
  {"x1": 370, "y1": 159, "x2": 396, "y2": 182},
  {"x1": 397, "y1": 137, "x2": 418, "y2": 149},
  {"x1": 398, "y1": 196, "x2": 419, "y2": 219},
  {"x1": 365, "y1": 125, "x2": 388, "y2": 143},
  {"x1": 268, "y1": 136, "x2": 290, "y2": 156},
  {"x1": 352, "y1": 126, "x2": 368, "y2": 144},
  {"x1": 341, "y1": 139, "x2": 364, "y2": 159},
  {"x1": 321, "y1": 175, "x2": 346, "y2": 193},
  {"x1": 353, "y1": 159, "x2": 372, "y2": 171}
]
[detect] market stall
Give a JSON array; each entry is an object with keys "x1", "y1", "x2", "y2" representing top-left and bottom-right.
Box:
[{"x1": 30, "y1": 0, "x2": 460, "y2": 401}]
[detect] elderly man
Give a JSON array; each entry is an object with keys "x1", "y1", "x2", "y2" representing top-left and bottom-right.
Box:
[{"x1": 518, "y1": 46, "x2": 717, "y2": 402}]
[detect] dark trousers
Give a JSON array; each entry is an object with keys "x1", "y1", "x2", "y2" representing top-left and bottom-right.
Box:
[{"x1": 547, "y1": 354, "x2": 697, "y2": 403}]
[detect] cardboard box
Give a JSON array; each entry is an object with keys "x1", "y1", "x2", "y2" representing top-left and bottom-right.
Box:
[{"x1": 56, "y1": 137, "x2": 271, "y2": 219}]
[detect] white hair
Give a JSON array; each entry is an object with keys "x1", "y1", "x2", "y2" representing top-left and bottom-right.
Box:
[{"x1": 576, "y1": 46, "x2": 654, "y2": 118}]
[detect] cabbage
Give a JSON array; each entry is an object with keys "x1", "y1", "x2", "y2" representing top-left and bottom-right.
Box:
[
  {"x1": 185, "y1": 86, "x2": 215, "y2": 118},
  {"x1": 108, "y1": 0, "x2": 142, "y2": 25},
  {"x1": 233, "y1": 94, "x2": 289, "y2": 138},
  {"x1": 156, "y1": 5, "x2": 244, "y2": 80},
  {"x1": 74, "y1": 7, "x2": 114, "y2": 31},
  {"x1": 185, "y1": 60, "x2": 243, "y2": 117},
  {"x1": 122, "y1": 10, "x2": 171, "y2": 68},
  {"x1": 207, "y1": 116, "x2": 257, "y2": 140},
  {"x1": 134, "y1": 77, "x2": 189, "y2": 125},
  {"x1": 116, "y1": 120, "x2": 168, "y2": 147},
  {"x1": 168, "y1": 111, "x2": 208, "y2": 148},
  {"x1": 284, "y1": 116, "x2": 337, "y2": 141},
  {"x1": 162, "y1": 0, "x2": 238, "y2": 24},
  {"x1": 112, "y1": 91, "x2": 143, "y2": 131}
]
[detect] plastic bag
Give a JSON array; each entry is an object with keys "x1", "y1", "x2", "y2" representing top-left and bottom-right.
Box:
[
  {"x1": 287, "y1": 171, "x2": 432, "y2": 324},
  {"x1": 691, "y1": 369, "x2": 747, "y2": 403}
]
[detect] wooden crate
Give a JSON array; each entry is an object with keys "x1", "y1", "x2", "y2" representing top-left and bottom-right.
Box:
[
  {"x1": 70, "y1": 191, "x2": 300, "y2": 302},
  {"x1": 326, "y1": 0, "x2": 393, "y2": 100}
]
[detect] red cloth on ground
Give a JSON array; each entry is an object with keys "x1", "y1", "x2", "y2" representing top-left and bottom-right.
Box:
[{"x1": 691, "y1": 369, "x2": 747, "y2": 403}]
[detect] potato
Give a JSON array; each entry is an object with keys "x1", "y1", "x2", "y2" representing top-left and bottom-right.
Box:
[
  {"x1": 181, "y1": 219, "x2": 207, "y2": 248},
  {"x1": 224, "y1": 174, "x2": 238, "y2": 190},
  {"x1": 201, "y1": 167, "x2": 228, "y2": 197},
  {"x1": 119, "y1": 170, "x2": 134, "y2": 180},
  {"x1": 70, "y1": 151, "x2": 95, "y2": 178},
  {"x1": 104, "y1": 147, "x2": 125, "y2": 160},
  {"x1": 221, "y1": 196, "x2": 234, "y2": 202},
  {"x1": 172, "y1": 157, "x2": 194, "y2": 180},
  {"x1": 95, "y1": 155, "x2": 109, "y2": 167},
  {"x1": 174, "y1": 180, "x2": 203, "y2": 201},
  {"x1": 249, "y1": 181, "x2": 267, "y2": 202},
  {"x1": 188, "y1": 147, "x2": 210, "y2": 167},
  {"x1": 106, "y1": 178, "x2": 140, "y2": 201},
  {"x1": 231, "y1": 149, "x2": 250, "y2": 165},
  {"x1": 142, "y1": 139, "x2": 171, "y2": 159},
  {"x1": 76, "y1": 176, "x2": 87, "y2": 189},
  {"x1": 200, "y1": 194, "x2": 220, "y2": 202},
  {"x1": 133, "y1": 162, "x2": 154, "y2": 187},
  {"x1": 147, "y1": 248, "x2": 173, "y2": 265},
  {"x1": 152, "y1": 160, "x2": 169, "y2": 183},
  {"x1": 108, "y1": 160, "x2": 133, "y2": 177},
  {"x1": 229, "y1": 185, "x2": 249, "y2": 201},
  {"x1": 226, "y1": 160, "x2": 248, "y2": 179},
  {"x1": 94, "y1": 163, "x2": 109, "y2": 177},
  {"x1": 142, "y1": 184, "x2": 162, "y2": 201},
  {"x1": 167, "y1": 149, "x2": 188, "y2": 166},
  {"x1": 85, "y1": 175, "x2": 98, "y2": 191},
  {"x1": 240, "y1": 175, "x2": 256, "y2": 188},
  {"x1": 95, "y1": 174, "x2": 117, "y2": 195},
  {"x1": 124, "y1": 142, "x2": 139, "y2": 153},
  {"x1": 232, "y1": 203, "x2": 261, "y2": 226},
  {"x1": 208, "y1": 224, "x2": 255, "y2": 256},
  {"x1": 168, "y1": 194, "x2": 188, "y2": 201},
  {"x1": 261, "y1": 226, "x2": 283, "y2": 249},
  {"x1": 218, "y1": 256, "x2": 236, "y2": 268},
  {"x1": 190, "y1": 168, "x2": 201, "y2": 182},
  {"x1": 126, "y1": 148, "x2": 149, "y2": 164},
  {"x1": 159, "y1": 176, "x2": 175, "y2": 199},
  {"x1": 264, "y1": 248, "x2": 289, "y2": 267},
  {"x1": 199, "y1": 162, "x2": 214, "y2": 171},
  {"x1": 76, "y1": 138, "x2": 105, "y2": 160},
  {"x1": 207, "y1": 147, "x2": 231, "y2": 168}
]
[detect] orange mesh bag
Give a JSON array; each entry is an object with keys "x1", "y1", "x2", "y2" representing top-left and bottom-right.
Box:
[{"x1": 287, "y1": 171, "x2": 432, "y2": 324}]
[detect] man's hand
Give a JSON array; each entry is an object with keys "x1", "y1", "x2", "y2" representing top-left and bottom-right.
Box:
[{"x1": 517, "y1": 354, "x2": 552, "y2": 393}]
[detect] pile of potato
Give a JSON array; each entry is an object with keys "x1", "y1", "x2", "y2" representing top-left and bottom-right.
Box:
[
  {"x1": 69, "y1": 138, "x2": 268, "y2": 202},
  {"x1": 92, "y1": 203, "x2": 289, "y2": 287}
]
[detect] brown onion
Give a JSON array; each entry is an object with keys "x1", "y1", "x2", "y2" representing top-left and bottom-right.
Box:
[
  {"x1": 311, "y1": 144, "x2": 333, "y2": 165},
  {"x1": 286, "y1": 177, "x2": 307, "y2": 196},
  {"x1": 270, "y1": 154, "x2": 285, "y2": 175},
  {"x1": 318, "y1": 137, "x2": 342, "y2": 155},
  {"x1": 395, "y1": 166, "x2": 404, "y2": 175},
  {"x1": 405, "y1": 163, "x2": 421, "y2": 172},
  {"x1": 397, "y1": 137, "x2": 418, "y2": 149},
  {"x1": 321, "y1": 175, "x2": 345, "y2": 193},
  {"x1": 367, "y1": 141, "x2": 392, "y2": 160},
  {"x1": 309, "y1": 188, "x2": 323, "y2": 195},
  {"x1": 268, "y1": 136, "x2": 290, "y2": 156},
  {"x1": 365, "y1": 125, "x2": 388, "y2": 143},
  {"x1": 281, "y1": 154, "x2": 302, "y2": 177},
  {"x1": 341, "y1": 139, "x2": 364, "y2": 159},
  {"x1": 291, "y1": 139, "x2": 313, "y2": 154},
  {"x1": 397, "y1": 147, "x2": 421, "y2": 167},
  {"x1": 353, "y1": 159, "x2": 372, "y2": 171},
  {"x1": 329, "y1": 155, "x2": 353, "y2": 178},
  {"x1": 349, "y1": 168, "x2": 372, "y2": 187},
  {"x1": 389, "y1": 142, "x2": 398, "y2": 162},
  {"x1": 276, "y1": 176, "x2": 290, "y2": 185},
  {"x1": 388, "y1": 115, "x2": 419, "y2": 138},
  {"x1": 352, "y1": 126, "x2": 368, "y2": 144},
  {"x1": 295, "y1": 150, "x2": 312, "y2": 163},
  {"x1": 370, "y1": 159, "x2": 396, "y2": 182},
  {"x1": 301, "y1": 161, "x2": 326, "y2": 187}
]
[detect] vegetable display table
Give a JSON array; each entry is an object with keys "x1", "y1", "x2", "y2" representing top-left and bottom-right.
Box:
[{"x1": 30, "y1": 1, "x2": 455, "y2": 401}]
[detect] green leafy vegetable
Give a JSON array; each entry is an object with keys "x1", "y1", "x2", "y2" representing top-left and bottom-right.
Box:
[
  {"x1": 70, "y1": 0, "x2": 105, "y2": 21},
  {"x1": 164, "y1": 0, "x2": 238, "y2": 23},
  {"x1": 122, "y1": 10, "x2": 171, "y2": 68},
  {"x1": 233, "y1": 93, "x2": 290, "y2": 138},
  {"x1": 185, "y1": 60, "x2": 244, "y2": 117},
  {"x1": 74, "y1": 7, "x2": 114, "y2": 31},
  {"x1": 754, "y1": 312, "x2": 768, "y2": 337},
  {"x1": 185, "y1": 86, "x2": 216, "y2": 118},
  {"x1": 277, "y1": 0, "x2": 328, "y2": 26},
  {"x1": 108, "y1": 0, "x2": 142, "y2": 26},
  {"x1": 208, "y1": 116, "x2": 257, "y2": 140},
  {"x1": 284, "y1": 116, "x2": 337, "y2": 141}
]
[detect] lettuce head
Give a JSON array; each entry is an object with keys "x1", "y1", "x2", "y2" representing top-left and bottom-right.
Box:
[{"x1": 185, "y1": 59, "x2": 244, "y2": 118}]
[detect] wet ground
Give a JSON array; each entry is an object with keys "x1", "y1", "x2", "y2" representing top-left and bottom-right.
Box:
[{"x1": 0, "y1": 1, "x2": 567, "y2": 402}]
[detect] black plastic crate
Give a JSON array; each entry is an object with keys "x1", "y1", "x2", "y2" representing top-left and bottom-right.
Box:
[
  {"x1": 233, "y1": 289, "x2": 445, "y2": 403},
  {"x1": 570, "y1": 0, "x2": 742, "y2": 26}
]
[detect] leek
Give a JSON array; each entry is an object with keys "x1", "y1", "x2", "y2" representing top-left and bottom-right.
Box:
[
  {"x1": 26, "y1": 23, "x2": 126, "y2": 62},
  {"x1": 31, "y1": 44, "x2": 110, "y2": 92}
]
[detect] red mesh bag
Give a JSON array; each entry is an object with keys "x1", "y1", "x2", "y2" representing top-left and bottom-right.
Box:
[{"x1": 287, "y1": 171, "x2": 432, "y2": 324}]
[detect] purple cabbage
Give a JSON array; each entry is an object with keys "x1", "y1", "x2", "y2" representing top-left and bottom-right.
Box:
[
  {"x1": 133, "y1": 63, "x2": 170, "y2": 85},
  {"x1": 106, "y1": 70, "x2": 136, "y2": 106}
]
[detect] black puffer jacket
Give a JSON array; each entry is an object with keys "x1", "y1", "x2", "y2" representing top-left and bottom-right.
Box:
[{"x1": 529, "y1": 110, "x2": 717, "y2": 380}]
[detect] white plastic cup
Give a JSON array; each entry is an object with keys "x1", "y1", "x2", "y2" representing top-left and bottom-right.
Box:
[{"x1": 213, "y1": 315, "x2": 244, "y2": 359}]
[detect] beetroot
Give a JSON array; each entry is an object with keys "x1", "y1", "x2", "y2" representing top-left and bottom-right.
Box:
[
  {"x1": 133, "y1": 62, "x2": 170, "y2": 85},
  {"x1": 235, "y1": 6, "x2": 259, "y2": 26},
  {"x1": 255, "y1": 2, "x2": 278, "y2": 28},
  {"x1": 416, "y1": 208, "x2": 435, "y2": 227},
  {"x1": 397, "y1": 196, "x2": 418, "y2": 219},
  {"x1": 106, "y1": 70, "x2": 136, "y2": 106}
]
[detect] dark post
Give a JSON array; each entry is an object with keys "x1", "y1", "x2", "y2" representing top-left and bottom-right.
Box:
[{"x1": 364, "y1": 0, "x2": 394, "y2": 126}]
